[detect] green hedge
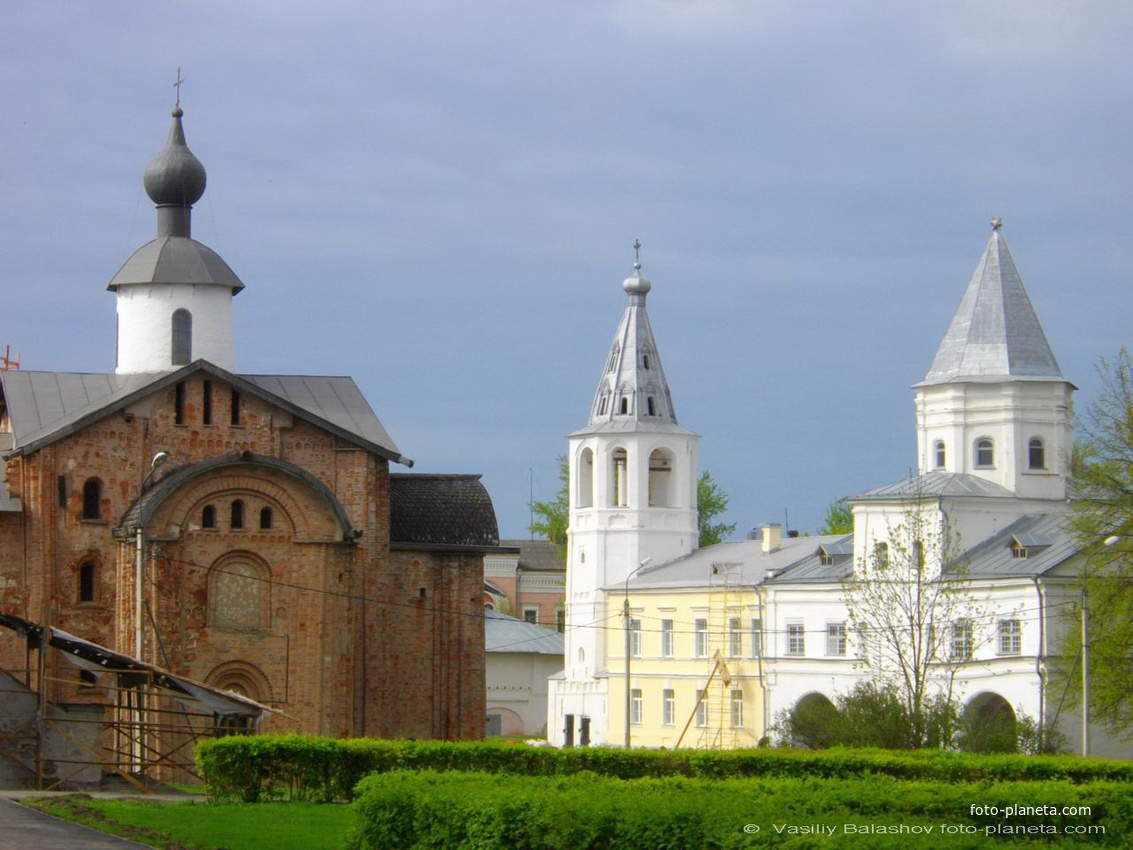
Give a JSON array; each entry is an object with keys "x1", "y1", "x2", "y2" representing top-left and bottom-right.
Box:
[
  {"x1": 195, "y1": 735, "x2": 1133, "y2": 803},
  {"x1": 347, "y1": 770, "x2": 1133, "y2": 849}
]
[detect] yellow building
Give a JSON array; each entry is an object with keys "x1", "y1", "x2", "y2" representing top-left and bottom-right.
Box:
[{"x1": 606, "y1": 527, "x2": 839, "y2": 748}]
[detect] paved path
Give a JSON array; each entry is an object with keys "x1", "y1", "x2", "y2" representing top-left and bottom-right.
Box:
[{"x1": 0, "y1": 797, "x2": 156, "y2": 849}]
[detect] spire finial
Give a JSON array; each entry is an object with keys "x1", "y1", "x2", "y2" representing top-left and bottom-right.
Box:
[
  {"x1": 633, "y1": 238, "x2": 642, "y2": 270},
  {"x1": 173, "y1": 67, "x2": 184, "y2": 110},
  {"x1": 991, "y1": 217, "x2": 1003, "y2": 232}
]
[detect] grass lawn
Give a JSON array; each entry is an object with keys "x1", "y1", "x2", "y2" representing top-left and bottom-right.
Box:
[{"x1": 25, "y1": 796, "x2": 355, "y2": 850}]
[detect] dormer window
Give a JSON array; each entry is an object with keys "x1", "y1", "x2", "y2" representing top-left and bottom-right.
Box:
[
  {"x1": 647, "y1": 397, "x2": 656, "y2": 416},
  {"x1": 619, "y1": 397, "x2": 630, "y2": 415},
  {"x1": 605, "y1": 343, "x2": 619, "y2": 373},
  {"x1": 820, "y1": 551, "x2": 835, "y2": 566},
  {"x1": 642, "y1": 353, "x2": 651, "y2": 370},
  {"x1": 975, "y1": 438, "x2": 995, "y2": 468},
  {"x1": 934, "y1": 440, "x2": 946, "y2": 470},
  {"x1": 1028, "y1": 438, "x2": 1046, "y2": 470},
  {"x1": 1011, "y1": 541, "x2": 1028, "y2": 560}
]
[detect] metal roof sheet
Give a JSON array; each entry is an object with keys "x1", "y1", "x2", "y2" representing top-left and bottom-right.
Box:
[
  {"x1": 107, "y1": 236, "x2": 245, "y2": 293},
  {"x1": 485, "y1": 609, "x2": 565, "y2": 655},
  {"x1": 853, "y1": 471, "x2": 1015, "y2": 501},
  {"x1": 390, "y1": 474, "x2": 501, "y2": 549},
  {"x1": 949, "y1": 514, "x2": 1077, "y2": 579}
]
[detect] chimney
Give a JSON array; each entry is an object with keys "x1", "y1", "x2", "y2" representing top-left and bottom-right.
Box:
[{"x1": 761, "y1": 523, "x2": 782, "y2": 553}]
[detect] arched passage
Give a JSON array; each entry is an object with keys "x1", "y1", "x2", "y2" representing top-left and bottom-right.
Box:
[
  {"x1": 960, "y1": 692, "x2": 1017, "y2": 753},
  {"x1": 787, "y1": 692, "x2": 839, "y2": 749}
]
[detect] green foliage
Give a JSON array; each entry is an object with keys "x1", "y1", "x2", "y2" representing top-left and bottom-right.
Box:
[
  {"x1": 818, "y1": 497, "x2": 854, "y2": 535},
  {"x1": 197, "y1": 736, "x2": 1133, "y2": 804},
  {"x1": 697, "y1": 470, "x2": 735, "y2": 547},
  {"x1": 528, "y1": 454, "x2": 569, "y2": 562},
  {"x1": 348, "y1": 770, "x2": 1133, "y2": 849},
  {"x1": 1066, "y1": 349, "x2": 1133, "y2": 737}
]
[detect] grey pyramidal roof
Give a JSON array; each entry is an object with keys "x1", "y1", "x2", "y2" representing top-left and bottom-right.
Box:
[
  {"x1": 921, "y1": 224, "x2": 1063, "y2": 385},
  {"x1": 574, "y1": 255, "x2": 693, "y2": 437}
]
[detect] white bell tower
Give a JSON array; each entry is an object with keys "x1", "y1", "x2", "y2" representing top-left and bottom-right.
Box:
[
  {"x1": 109, "y1": 102, "x2": 244, "y2": 374},
  {"x1": 549, "y1": 246, "x2": 698, "y2": 747}
]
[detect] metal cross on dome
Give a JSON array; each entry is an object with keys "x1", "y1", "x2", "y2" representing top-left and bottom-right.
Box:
[
  {"x1": 173, "y1": 68, "x2": 184, "y2": 108},
  {"x1": 633, "y1": 239, "x2": 642, "y2": 265}
]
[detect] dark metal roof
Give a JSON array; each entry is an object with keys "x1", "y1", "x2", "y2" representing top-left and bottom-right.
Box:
[
  {"x1": 499, "y1": 539, "x2": 564, "y2": 573},
  {"x1": 853, "y1": 471, "x2": 1015, "y2": 501},
  {"x1": 107, "y1": 236, "x2": 245, "y2": 293},
  {"x1": 390, "y1": 474, "x2": 502, "y2": 551},
  {"x1": 0, "y1": 362, "x2": 406, "y2": 464},
  {"x1": 485, "y1": 609, "x2": 565, "y2": 656}
]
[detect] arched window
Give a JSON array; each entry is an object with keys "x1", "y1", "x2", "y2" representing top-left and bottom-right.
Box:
[
  {"x1": 577, "y1": 448, "x2": 594, "y2": 508},
  {"x1": 171, "y1": 309, "x2": 192, "y2": 365},
  {"x1": 82, "y1": 479, "x2": 101, "y2": 520},
  {"x1": 210, "y1": 559, "x2": 268, "y2": 630},
  {"x1": 646, "y1": 397, "x2": 656, "y2": 416},
  {"x1": 934, "y1": 440, "x2": 946, "y2": 469},
  {"x1": 230, "y1": 500, "x2": 245, "y2": 530},
  {"x1": 975, "y1": 438, "x2": 995, "y2": 468},
  {"x1": 648, "y1": 449, "x2": 674, "y2": 507},
  {"x1": 619, "y1": 397, "x2": 630, "y2": 415},
  {"x1": 611, "y1": 448, "x2": 628, "y2": 507},
  {"x1": 259, "y1": 507, "x2": 273, "y2": 530},
  {"x1": 78, "y1": 561, "x2": 96, "y2": 603},
  {"x1": 1028, "y1": 438, "x2": 1046, "y2": 470},
  {"x1": 202, "y1": 505, "x2": 217, "y2": 529}
]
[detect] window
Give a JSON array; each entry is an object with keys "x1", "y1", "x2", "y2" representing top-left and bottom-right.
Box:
[
  {"x1": 661, "y1": 619, "x2": 674, "y2": 657},
  {"x1": 597, "y1": 393, "x2": 609, "y2": 416},
  {"x1": 642, "y1": 353, "x2": 651, "y2": 370},
  {"x1": 556, "y1": 607, "x2": 566, "y2": 633},
  {"x1": 826, "y1": 622, "x2": 847, "y2": 656},
  {"x1": 820, "y1": 550, "x2": 835, "y2": 566},
  {"x1": 231, "y1": 389, "x2": 241, "y2": 426},
  {"x1": 611, "y1": 449, "x2": 628, "y2": 507},
  {"x1": 175, "y1": 381, "x2": 186, "y2": 425},
  {"x1": 202, "y1": 505, "x2": 217, "y2": 529},
  {"x1": 1011, "y1": 541, "x2": 1028, "y2": 560},
  {"x1": 78, "y1": 562, "x2": 96, "y2": 603},
  {"x1": 662, "y1": 689, "x2": 675, "y2": 726},
  {"x1": 998, "y1": 619, "x2": 1022, "y2": 655},
  {"x1": 230, "y1": 500, "x2": 245, "y2": 530},
  {"x1": 630, "y1": 618, "x2": 642, "y2": 658},
  {"x1": 694, "y1": 618, "x2": 708, "y2": 657},
  {"x1": 976, "y1": 438, "x2": 995, "y2": 468},
  {"x1": 577, "y1": 448, "x2": 594, "y2": 508},
  {"x1": 203, "y1": 380, "x2": 213, "y2": 425},
  {"x1": 750, "y1": 618, "x2": 763, "y2": 658},
  {"x1": 523, "y1": 606, "x2": 539, "y2": 625},
  {"x1": 171, "y1": 309, "x2": 192, "y2": 365},
  {"x1": 259, "y1": 507, "x2": 273, "y2": 530},
  {"x1": 58, "y1": 475, "x2": 67, "y2": 508},
  {"x1": 82, "y1": 479, "x2": 101, "y2": 520},
  {"x1": 873, "y1": 541, "x2": 889, "y2": 568},
  {"x1": 951, "y1": 620, "x2": 973, "y2": 661},
  {"x1": 646, "y1": 397, "x2": 656, "y2": 416},
  {"x1": 731, "y1": 689, "x2": 744, "y2": 728},
  {"x1": 934, "y1": 440, "x2": 946, "y2": 469},
  {"x1": 605, "y1": 343, "x2": 619, "y2": 373},
  {"x1": 631, "y1": 689, "x2": 643, "y2": 725},
  {"x1": 648, "y1": 449, "x2": 673, "y2": 507},
  {"x1": 695, "y1": 689, "x2": 708, "y2": 727},
  {"x1": 1029, "y1": 438, "x2": 1046, "y2": 470},
  {"x1": 787, "y1": 622, "x2": 806, "y2": 656},
  {"x1": 728, "y1": 617, "x2": 742, "y2": 657},
  {"x1": 619, "y1": 397, "x2": 630, "y2": 415}
]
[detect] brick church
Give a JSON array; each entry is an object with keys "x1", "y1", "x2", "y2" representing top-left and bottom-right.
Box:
[{"x1": 0, "y1": 102, "x2": 498, "y2": 742}]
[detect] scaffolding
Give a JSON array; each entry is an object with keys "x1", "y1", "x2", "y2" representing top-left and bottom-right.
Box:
[{"x1": 0, "y1": 614, "x2": 270, "y2": 791}]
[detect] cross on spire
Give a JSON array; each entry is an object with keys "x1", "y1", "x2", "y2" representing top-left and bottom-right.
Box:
[
  {"x1": 991, "y1": 217, "x2": 1003, "y2": 232},
  {"x1": 173, "y1": 67, "x2": 184, "y2": 108},
  {"x1": 633, "y1": 239, "x2": 642, "y2": 269}
]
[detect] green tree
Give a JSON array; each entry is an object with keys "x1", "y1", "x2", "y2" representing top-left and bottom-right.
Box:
[
  {"x1": 529, "y1": 455, "x2": 569, "y2": 563},
  {"x1": 817, "y1": 498, "x2": 853, "y2": 535},
  {"x1": 1063, "y1": 349, "x2": 1133, "y2": 738},
  {"x1": 697, "y1": 470, "x2": 736, "y2": 547}
]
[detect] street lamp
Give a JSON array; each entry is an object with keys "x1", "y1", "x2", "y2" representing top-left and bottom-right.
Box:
[
  {"x1": 135, "y1": 451, "x2": 170, "y2": 662},
  {"x1": 1082, "y1": 534, "x2": 1120, "y2": 756},
  {"x1": 623, "y1": 556, "x2": 652, "y2": 749}
]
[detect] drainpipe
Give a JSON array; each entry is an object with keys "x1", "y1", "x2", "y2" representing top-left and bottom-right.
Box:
[
  {"x1": 756, "y1": 585, "x2": 770, "y2": 741},
  {"x1": 1031, "y1": 576, "x2": 1046, "y2": 752}
]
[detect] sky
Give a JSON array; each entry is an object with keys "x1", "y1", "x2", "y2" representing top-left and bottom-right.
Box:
[{"x1": 3, "y1": 1, "x2": 1133, "y2": 540}]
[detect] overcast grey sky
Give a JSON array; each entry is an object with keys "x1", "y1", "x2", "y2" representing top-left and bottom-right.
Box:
[{"x1": 4, "y1": 1, "x2": 1132, "y2": 539}]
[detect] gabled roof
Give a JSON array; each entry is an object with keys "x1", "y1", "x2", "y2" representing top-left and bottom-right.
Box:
[
  {"x1": 0, "y1": 361, "x2": 408, "y2": 465},
  {"x1": 485, "y1": 609, "x2": 564, "y2": 656},
  {"x1": 390, "y1": 474, "x2": 503, "y2": 552},
  {"x1": 919, "y1": 224, "x2": 1065, "y2": 387},
  {"x1": 853, "y1": 471, "x2": 1015, "y2": 501}
]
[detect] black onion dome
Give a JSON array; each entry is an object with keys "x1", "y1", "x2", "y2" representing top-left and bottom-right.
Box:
[{"x1": 143, "y1": 107, "x2": 206, "y2": 207}]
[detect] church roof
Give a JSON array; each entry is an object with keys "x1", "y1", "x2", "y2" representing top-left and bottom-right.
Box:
[
  {"x1": 0, "y1": 361, "x2": 406, "y2": 464},
  {"x1": 572, "y1": 249, "x2": 695, "y2": 438},
  {"x1": 107, "y1": 235, "x2": 245, "y2": 293},
  {"x1": 389, "y1": 474, "x2": 503, "y2": 551},
  {"x1": 852, "y1": 471, "x2": 1016, "y2": 501},
  {"x1": 919, "y1": 222, "x2": 1064, "y2": 386},
  {"x1": 485, "y1": 609, "x2": 564, "y2": 656}
]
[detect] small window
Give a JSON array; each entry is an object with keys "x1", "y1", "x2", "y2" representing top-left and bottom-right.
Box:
[
  {"x1": 605, "y1": 343, "x2": 619, "y2": 373},
  {"x1": 1011, "y1": 541, "x2": 1028, "y2": 559},
  {"x1": 787, "y1": 622, "x2": 806, "y2": 656},
  {"x1": 631, "y1": 688, "x2": 643, "y2": 725},
  {"x1": 642, "y1": 353, "x2": 651, "y2": 370},
  {"x1": 976, "y1": 438, "x2": 995, "y2": 468},
  {"x1": 820, "y1": 550, "x2": 835, "y2": 566},
  {"x1": 750, "y1": 618, "x2": 763, "y2": 658},
  {"x1": 78, "y1": 562, "x2": 96, "y2": 603},
  {"x1": 259, "y1": 507, "x2": 273, "y2": 530},
  {"x1": 175, "y1": 381, "x2": 186, "y2": 425},
  {"x1": 629, "y1": 618, "x2": 642, "y2": 657},
  {"x1": 934, "y1": 440, "x2": 946, "y2": 469},
  {"x1": 998, "y1": 619, "x2": 1022, "y2": 655},
  {"x1": 231, "y1": 389, "x2": 241, "y2": 426},
  {"x1": 730, "y1": 689, "x2": 744, "y2": 728},
  {"x1": 647, "y1": 397, "x2": 656, "y2": 416},
  {"x1": 611, "y1": 448, "x2": 629, "y2": 507},
  {"x1": 556, "y1": 607, "x2": 566, "y2": 633},
  {"x1": 171, "y1": 309, "x2": 192, "y2": 366},
  {"x1": 523, "y1": 606, "x2": 538, "y2": 624},
  {"x1": 202, "y1": 505, "x2": 217, "y2": 529},
  {"x1": 82, "y1": 479, "x2": 101, "y2": 520},
  {"x1": 661, "y1": 619, "x2": 674, "y2": 657},
  {"x1": 231, "y1": 500, "x2": 245, "y2": 530},
  {"x1": 694, "y1": 618, "x2": 708, "y2": 657},
  {"x1": 597, "y1": 394, "x2": 609, "y2": 416},
  {"x1": 662, "y1": 689, "x2": 675, "y2": 726},
  {"x1": 695, "y1": 689, "x2": 708, "y2": 727},
  {"x1": 951, "y1": 620, "x2": 973, "y2": 661},
  {"x1": 619, "y1": 397, "x2": 630, "y2": 415},
  {"x1": 203, "y1": 380, "x2": 213, "y2": 425},
  {"x1": 728, "y1": 617, "x2": 742, "y2": 657},
  {"x1": 58, "y1": 475, "x2": 68, "y2": 508},
  {"x1": 1028, "y1": 438, "x2": 1046, "y2": 470},
  {"x1": 826, "y1": 622, "x2": 847, "y2": 656}
]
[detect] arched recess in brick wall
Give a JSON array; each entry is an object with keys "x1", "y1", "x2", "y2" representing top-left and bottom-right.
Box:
[
  {"x1": 205, "y1": 659, "x2": 274, "y2": 704},
  {"x1": 208, "y1": 551, "x2": 272, "y2": 631}
]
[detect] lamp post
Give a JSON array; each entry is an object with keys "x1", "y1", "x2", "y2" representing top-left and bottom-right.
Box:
[
  {"x1": 623, "y1": 556, "x2": 652, "y2": 749},
  {"x1": 135, "y1": 451, "x2": 170, "y2": 662},
  {"x1": 1082, "y1": 534, "x2": 1120, "y2": 756}
]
